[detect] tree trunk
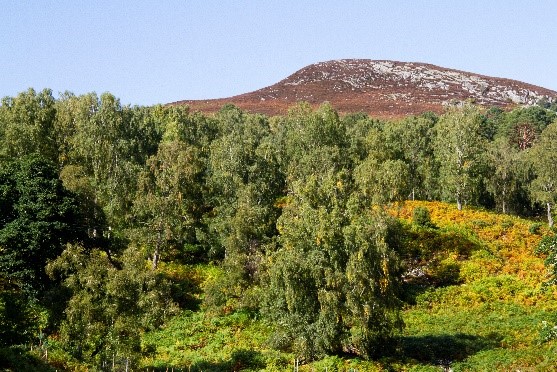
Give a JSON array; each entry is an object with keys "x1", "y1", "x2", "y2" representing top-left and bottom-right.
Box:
[
  {"x1": 152, "y1": 223, "x2": 162, "y2": 270},
  {"x1": 152, "y1": 248, "x2": 159, "y2": 270},
  {"x1": 548, "y1": 202, "x2": 554, "y2": 228}
]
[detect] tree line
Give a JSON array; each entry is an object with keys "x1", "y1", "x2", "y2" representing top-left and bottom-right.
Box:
[{"x1": 0, "y1": 88, "x2": 556, "y2": 367}]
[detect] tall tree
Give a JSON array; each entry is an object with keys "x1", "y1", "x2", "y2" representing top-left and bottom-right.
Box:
[
  {"x1": 204, "y1": 107, "x2": 284, "y2": 309},
  {"x1": 62, "y1": 93, "x2": 144, "y2": 231},
  {"x1": 47, "y1": 244, "x2": 176, "y2": 369},
  {"x1": 528, "y1": 121, "x2": 557, "y2": 227},
  {"x1": 0, "y1": 275, "x2": 39, "y2": 347},
  {"x1": 383, "y1": 114, "x2": 438, "y2": 200},
  {"x1": 486, "y1": 138, "x2": 520, "y2": 214},
  {"x1": 133, "y1": 119, "x2": 204, "y2": 269},
  {"x1": 0, "y1": 154, "x2": 81, "y2": 295},
  {"x1": 434, "y1": 105, "x2": 486, "y2": 210},
  {"x1": 501, "y1": 106, "x2": 556, "y2": 150},
  {"x1": 354, "y1": 157, "x2": 410, "y2": 205},
  {"x1": 280, "y1": 102, "x2": 350, "y2": 183},
  {"x1": 264, "y1": 170, "x2": 402, "y2": 360},
  {"x1": 0, "y1": 88, "x2": 58, "y2": 164}
]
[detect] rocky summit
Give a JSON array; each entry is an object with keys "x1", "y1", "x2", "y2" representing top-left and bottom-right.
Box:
[{"x1": 171, "y1": 59, "x2": 557, "y2": 118}]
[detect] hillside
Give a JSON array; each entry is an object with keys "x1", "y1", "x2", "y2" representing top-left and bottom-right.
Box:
[
  {"x1": 140, "y1": 201, "x2": 557, "y2": 370},
  {"x1": 170, "y1": 59, "x2": 557, "y2": 118}
]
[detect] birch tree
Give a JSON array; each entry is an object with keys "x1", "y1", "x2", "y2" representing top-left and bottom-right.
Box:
[
  {"x1": 529, "y1": 121, "x2": 557, "y2": 227},
  {"x1": 434, "y1": 105, "x2": 486, "y2": 210}
]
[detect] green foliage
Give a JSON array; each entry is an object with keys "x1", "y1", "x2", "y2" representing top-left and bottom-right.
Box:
[
  {"x1": 133, "y1": 126, "x2": 204, "y2": 268},
  {"x1": 383, "y1": 114, "x2": 438, "y2": 200},
  {"x1": 529, "y1": 222, "x2": 543, "y2": 235},
  {"x1": 501, "y1": 105, "x2": 556, "y2": 150},
  {"x1": 0, "y1": 285, "x2": 40, "y2": 347},
  {"x1": 204, "y1": 107, "x2": 284, "y2": 310},
  {"x1": 536, "y1": 234, "x2": 557, "y2": 256},
  {"x1": 412, "y1": 206, "x2": 434, "y2": 228},
  {"x1": 47, "y1": 244, "x2": 177, "y2": 369},
  {"x1": 485, "y1": 138, "x2": 522, "y2": 214},
  {"x1": 139, "y1": 197, "x2": 557, "y2": 369},
  {"x1": 355, "y1": 158, "x2": 410, "y2": 204},
  {"x1": 403, "y1": 302, "x2": 557, "y2": 370},
  {"x1": 0, "y1": 154, "x2": 82, "y2": 295},
  {"x1": 56, "y1": 93, "x2": 167, "y2": 231},
  {"x1": 535, "y1": 234, "x2": 557, "y2": 285},
  {"x1": 0, "y1": 88, "x2": 58, "y2": 164},
  {"x1": 434, "y1": 105, "x2": 487, "y2": 210},
  {"x1": 528, "y1": 120, "x2": 557, "y2": 227},
  {"x1": 280, "y1": 102, "x2": 350, "y2": 182},
  {"x1": 0, "y1": 345, "x2": 56, "y2": 372},
  {"x1": 263, "y1": 166, "x2": 403, "y2": 360},
  {"x1": 142, "y1": 309, "x2": 290, "y2": 371},
  {"x1": 540, "y1": 320, "x2": 557, "y2": 343}
]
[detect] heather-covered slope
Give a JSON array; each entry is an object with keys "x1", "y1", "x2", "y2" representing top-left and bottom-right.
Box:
[{"x1": 172, "y1": 59, "x2": 557, "y2": 117}]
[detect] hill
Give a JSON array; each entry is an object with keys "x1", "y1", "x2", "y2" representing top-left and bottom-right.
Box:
[{"x1": 170, "y1": 59, "x2": 557, "y2": 118}]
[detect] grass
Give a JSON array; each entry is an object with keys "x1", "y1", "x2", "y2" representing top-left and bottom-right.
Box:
[
  {"x1": 141, "y1": 310, "x2": 292, "y2": 371},
  {"x1": 136, "y1": 200, "x2": 557, "y2": 371}
]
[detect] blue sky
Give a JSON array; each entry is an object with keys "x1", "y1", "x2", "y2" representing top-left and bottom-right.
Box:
[{"x1": 2, "y1": 1, "x2": 557, "y2": 106}]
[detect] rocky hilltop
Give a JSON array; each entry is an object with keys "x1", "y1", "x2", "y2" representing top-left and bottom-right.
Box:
[{"x1": 171, "y1": 59, "x2": 557, "y2": 117}]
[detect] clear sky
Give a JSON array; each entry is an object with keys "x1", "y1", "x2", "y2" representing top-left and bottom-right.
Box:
[{"x1": 2, "y1": 1, "x2": 557, "y2": 106}]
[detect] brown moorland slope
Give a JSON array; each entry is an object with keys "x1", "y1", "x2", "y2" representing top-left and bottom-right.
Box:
[{"x1": 170, "y1": 59, "x2": 557, "y2": 118}]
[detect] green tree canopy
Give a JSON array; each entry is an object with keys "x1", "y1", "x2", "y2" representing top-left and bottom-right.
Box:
[
  {"x1": 434, "y1": 105, "x2": 487, "y2": 210},
  {"x1": 528, "y1": 120, "x2": 557, "y2": 227},
  {"x1": 0, "y1": 154, "x2": 82, "y2": 295},
  {"x1": 263, "y1": 168, "x2": 402, "y2": 360},
  {"x1": 47, "y1": 244, "x2": 177, "y2": 369},
  {"x1": 0, "y1": 88, "x2": 58, "y2": 165}
]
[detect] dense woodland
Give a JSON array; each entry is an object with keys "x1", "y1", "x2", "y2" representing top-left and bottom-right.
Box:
[{"x1": 1, "y1": 88, "x2": 557, "y2": 370}]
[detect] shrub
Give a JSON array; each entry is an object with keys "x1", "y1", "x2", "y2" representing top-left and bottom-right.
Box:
[
  {"x1": 540, "y1": 320, "x2": 557, "y2": 343},
  {"x1": 529, "y1": 223, "x2": 543, "y2": 235},
  {"x1": 501, "y1": 219, "x2": 514, "y2": 230},
  {"x1": 535, "y1": 235, "x2": 557, "y2": 256},
  {"x1": 0, "y1": 346, "x2": 56, "y2": 372},
  {"x1": 312, "y1": 355, "x2": 344, "y2": 371},
  {"x1": 429, "y1": 259, "x2": 461, "y2": 287},
  {"x1": 535, "y1": 234, "x2": 557, "y2": 285},
  {"x1": 413, "y1": 207, "x2": 434, "y2": 228}
]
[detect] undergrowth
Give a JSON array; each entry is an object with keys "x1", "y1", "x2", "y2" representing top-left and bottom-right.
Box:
[{"x1": 134, "y1": 201, "x2": 557, "y2": 371}]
